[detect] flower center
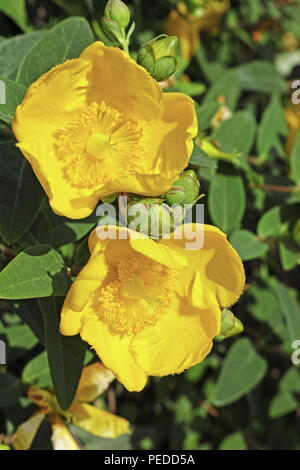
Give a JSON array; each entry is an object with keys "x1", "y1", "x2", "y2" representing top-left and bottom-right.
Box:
[
  {"x1": 56, "y1": 101, "x2": 144, "y2": 188},
  {"x1": 86, "y1": 133, "x2": 112, "y2": 160},
  {"x1": 93, "y1": 255, "x2": 174, "y2": 337}
]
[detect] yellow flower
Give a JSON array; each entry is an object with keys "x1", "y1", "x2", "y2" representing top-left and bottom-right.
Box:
[
  {"x1": 166, "y1": 1, "x2": 229, "y2": 60},
  {"x1": 198, "y1": 0, "x2": 230, "y2": 35},
  {"x1": 60, "y1": 224, "x2": 245, "y2": 392},
  {"x1": 12, "y1": 41, "x2": 197, "y2": 219},
  {"x1": 12, "y1": 363, "x2": 130, "y2": 451},
  {"x1": 285, "y1": 104, "x2": 300, "y2": 156},
  {"x1": 167, "y1": 2, "x2": 200, "y2": 60}
]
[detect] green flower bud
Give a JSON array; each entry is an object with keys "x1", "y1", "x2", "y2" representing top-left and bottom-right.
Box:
[
  {"x1": 165, "y1": 170, "x2": 200, "y2": 206},
  {"x1": 127, "y1": 199, "x2": 182, "y2": 238},
  {"x1": 137, "y1": 35, "x2": 179, "y2": 82},
  {"x1": 293, "y1": 219, "x2": 300, "y2": 247},
  {"x1": 214, "y1": 309, "x2": 244, "y2": 342},
  {"x1": 104, "y1": 0, "x2": 131, "y2": 30},
  {"x1": 101, "y1": 16, "x2": 125, "y2": 43},
  {"x1": 101, "y1": 193, "x2": 118, "y2": 204}
]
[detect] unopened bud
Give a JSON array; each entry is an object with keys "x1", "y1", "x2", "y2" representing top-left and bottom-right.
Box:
[
  {"x1": 165, "y1": 170, "x2": 200, "y2": 206},
  {"x1": 214, "y1": 309, "x2": 244, "y2": 342},
  {"x1": 137, "y1": 35, "x2": 179, "y2": 82},
  {"x1": 101, "y1": 193, "x2": 118, "y2": 204},
  {"x1": 101, "y1": 16, "x2": 125, "y2": 43},
  {"x1": 127, "y1": 199, "x2": 183, "y2": 238},
  {"x1": 104, "y1": 0, "x2": 130, "y2": 29}
]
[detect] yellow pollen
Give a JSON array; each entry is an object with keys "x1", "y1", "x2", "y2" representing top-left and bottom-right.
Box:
[
  {"x1": 86, "y1": 133, "x2": 111, "y2": 160},
  {"x1": 93, "y1": 256, "x2": 175, "y2": 337}
]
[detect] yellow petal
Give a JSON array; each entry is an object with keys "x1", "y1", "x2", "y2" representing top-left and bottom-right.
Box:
[
  {"x1": 16, "y1": 140, "x2": 100, "y2": 219},
  {"x1": 12, "y1": 412, "x2": 45, "y2": 450},
  {"x1": 69, "y1": 402, "x2": 130, "y2": 438},
  {"x1": 80, "y1": 316, "x2": 147, "y2": 392},
  {"x1": 50, "y1": 416, "x2": 81, "y2": 451},
  {"x1": 75, "y1": 363, "x2": 115, "y2": 403},
  {"x1": 166, "y1": 4, "x2": 200, "y2": 60},
  {"x1": 80, "y1": 41, "x2": 163, "y2": 121},
  {"x1": 60, "y1": 251, "x2": 108, "y2": 336},
  {"x1": 12, "y1": 58, "x2": 98, "y2": 219},
  {"x1": 142, "y1": 93, "x2": 197, "y2": 175},
  {"x1": 89, "y1": 226, "x2": 189, "y2": 269},
  {"x1": 160, "y1": 224, "x2": 245, "y2": 309},
  {"x1": 131, "y1": 297, "x2": 221, "y2": 376},
  {"x1": 12, "y1": 59, "x2": 90, "y2": 144},
  {"x1": 118, "y1": 92, "x2": 198, "y2": 197}
]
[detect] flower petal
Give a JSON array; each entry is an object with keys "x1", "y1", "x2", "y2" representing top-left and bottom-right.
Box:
[
  {"x1": 50, "y1": 416, "x2": 81, "y2": 451},
  {"x1": 80, "y1": 42, "x2": 163, "y2": 121},
  {"x1": 60, "y1": 251, "x2": 108, "y2": 336},
  {"x1": 13, "y1": 59, "x2": 90, "y2": 144},
  {"x1": 69, "y1": 402, "x2": 130, "y2": 438},
  {"x1": 75, "y1": 363, "x2": 115, "y2": 403},
  {"x1": 13, "y1": 412, "x2": 45, "y2": 450},
  {"x1": 131, "y1": 297, "x2": 221, "y2": 376},
  {"x1": 89, "y1": 226, "x2": 189, "y2": 269},
  {"x1": 160, "y1": 224, "x2": 245, "y2": 309},
  {"x1": 17, "y1": 140, "x2": 100, "y2": 219},
  {"x1": 80, "y1": 316, "x2": 147, "y2": 392}
]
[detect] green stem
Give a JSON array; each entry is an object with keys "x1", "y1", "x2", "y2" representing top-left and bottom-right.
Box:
[{"x1": 121, "y1": 40, "x2": 129, "y2": 53}]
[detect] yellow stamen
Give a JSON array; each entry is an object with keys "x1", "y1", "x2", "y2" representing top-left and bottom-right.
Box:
[{"x1": 94, "y1": 255, "x2": 175, "y2": 336}]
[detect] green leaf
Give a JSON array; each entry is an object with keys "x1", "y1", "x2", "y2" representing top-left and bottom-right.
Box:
[
  {"x1": 247, "y1": 284, "x2": 288, "y2": 341},
  {"x1": 280, "y1": 368, "x2": 300, "y2": 394},
  {"x1": 0, "y1": 32, "x2": 44, "y2": 80},
  {"x1": 273, "y1": 282, "x2": 300, "y2": 342},
  {"x1": 195, "y1": 49, "x2": 226, "y2": 84},
  {"x1": 257, "y1": 95, "x2": 288, "y2": 158},
  {"x1": 279, "y1": 243, "x2": 299, "y2": 271},
  {"x1": 214, "y1": 338, "x2": 268, "y2": 407},
  {"x1": 22, "y1": 351, "x2": 52, "y2": 388},
  {"x1": 189, "y1": 144, "x2": 217, "y2": 168},
  {"x1": 212, "y1": 111, "x2": 256, "y2": 157},
  {"x1": 0, "y1": 0, "x2": 29, "y2": 32},
  {"x1": 230, "y1": 229, "x2": 268, "y2": 261},
  {"x1": 0, "y1": 372, "x2": 21, "y2": 407},
  {"x1": 219, "y1": 432, "x2": 247, "y2": 450},
  {"x1": 208, "y1": 173, "x2": 246, "y2": 233},
  {"x1": 1, "y1": 324, "x2": 38, "y2": 361},
  {"x1": 269, "y1": 392, "x2": 297, "y2": 419},
  {"x1": 290, "y1": 132, "x2": 300, "y2": 183},
  {"x1": 257, "y1": 206, "x2": 282, "y2": 239},
  {"x1": 39, "y1": 297, "x2": 87, "y2": 410},
  {"x1": 0, "y1": 78, "x2": 27, "y2": 124},
  {"x1": 0, "y1": 142, "x2": 45, "y2": 244},
  {"x1": 203, "y1": 69, "x2": 241, "y2": 110},
  {"x1": 17, "y1": 17, "x2": 94, "y2": 87},
  {"x1": 235, "y1": 61, "x2": 287, "y2": 93},
  {"x1": 195, "y1": 101, "x2": 221, "y2": 133},
  {"x1": 70, "y1": 424, "x2": 132, "y2": 450},
  {"x1": 49, "y1": 212, "x2": 97, "y2": 248},
  {"x1": 0, "y1": 245, "x2": 71, "y2": 299},
  {"x1": 9, "y1": 300, "x2": 45, "y2": 345},
  {"x1": 73, "y1": 237, "x2": 90, "y2": 269},
  {"x1": 18, "y1": 210, "x2": 53, "y2": 249}
]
